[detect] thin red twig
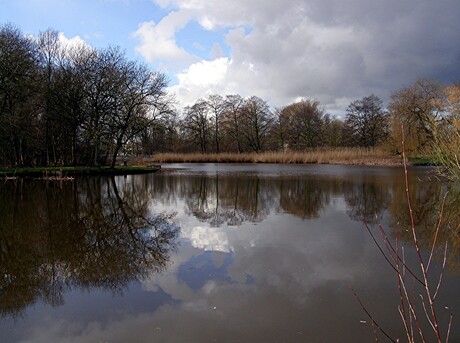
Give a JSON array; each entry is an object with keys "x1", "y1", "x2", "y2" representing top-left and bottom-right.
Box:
[
  {"x1": 376, "y1": 222, "x2": 425, "y2": 286},
  {"x1": 402, "y1": 125, "x2": 443, "y2": 342},
  {"x1": 372, "y1": 320, "x2": 379, "y2": 343},
  {"x1": 363, "y1": 220, "x2": 425, "y2": 286},
  {"x1": 433, "y1": 241, "x2": 448, "y2": 300},
  {"x1": 395, "y1": 223, "x2": 410, "y2": 341},
  {"x1": 420, "y1": 294, "x2": 437, "y2": 332},
  {"x1": 427, "y1": 192, "x2": 448, "y2": 272},
  {"x1": 350, "y1": 285, "x2": 397, "y2": 343},
  {"x1": 446, "y1": 312, "x2": 453, "y2": 343},
  {"x1": 398, "y1": 273, "x2": 426, "y2": 343}
]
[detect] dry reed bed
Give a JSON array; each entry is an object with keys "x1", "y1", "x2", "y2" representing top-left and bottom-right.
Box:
[{"x1": 136, "y1": 148, "x2": 402, "y2": 166}]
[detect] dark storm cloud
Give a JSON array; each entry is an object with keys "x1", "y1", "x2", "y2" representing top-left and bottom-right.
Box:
[{"x1": 143, "y1": 0, "x2": 460, "y2": 112}]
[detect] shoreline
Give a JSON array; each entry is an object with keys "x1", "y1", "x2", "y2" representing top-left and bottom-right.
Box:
[
  {"x1": 0, "y1": 165, "x2": 161, "y2": 179},
  {"x1": 0, "y1": 154, "x2": 436, "y2": 178}
]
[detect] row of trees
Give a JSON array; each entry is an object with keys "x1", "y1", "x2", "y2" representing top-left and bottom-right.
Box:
[
  {"x1": 0, "y1": 24, "x2": 172, "y2": 167},
  {"x1": 143, "y1": 94, "x2": 386, "y2": 155},
  {"x1": 1, "y1": 23, "x2": 459, "y2": 167},
  {"x1": 172, "y1": 81, "x2": 458, "y2": 159}
]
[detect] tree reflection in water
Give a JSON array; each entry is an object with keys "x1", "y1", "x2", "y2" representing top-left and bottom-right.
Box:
[
  {"x1": 183, "y1": 175, "x2": 277, "y2": 225},
  {"x1": 0, "y1": 177, "x2": 179, "y2": 318},
  {"x1": 147, "y1": 171, "x2": 459, "y2": 271},
  {"x1": 389, "y1": 177, "x2": 460, "y2": 272},
  {"x1": 1, "y1": 168, "x2": 458, "y2": 322},
  {"x1": 147, "y1": 173, "x2": 390, "y2": 224}
]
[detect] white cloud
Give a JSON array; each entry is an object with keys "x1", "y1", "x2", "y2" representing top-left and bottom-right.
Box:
[
  {"x1": 57, "y1": 32, "x2": 87, "y2": 49},
  {"x1": 140, "y1": 0, "x2": 460, "y2": 112},
  {"x1": 133, "y1": 10, "x2": 198, "y2": 66},
  {"x1": 181, "y1": 226, "x2": 231, "y2": 252},
  {"x1": 198, "y1": 16, "x2": 215, "y2": 30},
  {"x1": 167, "y1": 57, "x2": 230, "y2": 106},
  {"x1": 178, "y1": 57, "x2": 228, "y2": 87}
]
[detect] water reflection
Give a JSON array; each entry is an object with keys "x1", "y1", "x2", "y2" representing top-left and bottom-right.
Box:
[
  {"x1": 388, "y1": 176, "x2": 460, "y2": 271},
  {"x1": 0, "y1": 165, "x2": 459, "y2": 342},
  {"x1": 184, "y1": 175, "x2": 276, "y2": 225},
  {"x1": 145, "y1": 170, "x2": 459, "y2": 270},
  {"x1": 343, "y1": 175, "x2": 391, "y2": 222},
  {"x1": 147, "y1": 172, "x2": 390, "y2": 222},
  {"x1": 0, "y1": 177, "x2": 178, "y2": 318}
]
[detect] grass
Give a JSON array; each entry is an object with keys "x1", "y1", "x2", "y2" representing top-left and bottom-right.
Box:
[
  {"x1": 408, "y1": 156, "x2": 437, "y2": 166},
  {"x1": 0, "y1": 165, "x2": 160, "y2": 178},
  {"x1": 135, "y1": 148, "x2": 404, "y2": 166}
]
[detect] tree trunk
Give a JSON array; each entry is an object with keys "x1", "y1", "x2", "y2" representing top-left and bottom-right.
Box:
[{"x1": 110, "y1": 140, "x2": 123, "y2": 169}]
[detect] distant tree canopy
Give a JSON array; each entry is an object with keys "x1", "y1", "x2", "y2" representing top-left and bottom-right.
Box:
[
  {"x1": 388, "y1": 79, "x2": 445, "y2": 155},
  {"x1": 1, "y1": 23, "x2": 459, "y2": 172},
  {"x1": 277, "y1": 99, "x2": 326, "y2": 150},
  {"x1": 386, "y1": 79, "x2": 460, "y2": 179},
  {"x1": 343, "y1": 94, "x2": 389, "y2": 148},
  {"x1": 176, "y1": 96, "x2": 346, "y2": 154}
]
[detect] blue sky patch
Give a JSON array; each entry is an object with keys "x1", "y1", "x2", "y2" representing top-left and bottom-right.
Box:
[
  {"x1": 175, "y1": 20, "x2": 229, "y2": 60},
  {"x1": 177, "y1": 251, "x2": 234, "y2": 290}
]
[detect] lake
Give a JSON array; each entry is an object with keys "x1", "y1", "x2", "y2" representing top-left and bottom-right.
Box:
[{"x1": 0, "y1": 164, "x2": 458, "y2": 342}]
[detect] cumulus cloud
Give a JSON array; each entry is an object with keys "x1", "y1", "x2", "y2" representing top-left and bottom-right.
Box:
[
  {"x1": 181, "y1": 225, "x2": 231, "y2": 252},
  {"x1": 57, "y1": 32, "x2": 87, "y2": 49},
  {"x1": 133, "y1": 10, "x2": 198, "y2": 66},
  {"x1": 138, "y1": 0, "x2": 460, "y2": 112},
  {"x1": 167, "y1": 57, "x2": 231, "y2": 105}
]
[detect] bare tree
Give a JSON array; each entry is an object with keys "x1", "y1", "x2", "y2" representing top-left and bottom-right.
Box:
[
  {"x1": 344, "y1": 94, "x2": 388, "y2": 148},
  {"x1": 388, "y1": 80, "x2": 444, "y2": 155},
  {"x1": 51, "y1": 43, "x2": 92, "y2": 165},
  {"x1": 36, "y1": 29, "x2": 61, "y2": 165},
  {"x1": 222, "y1": 94, "x2": 244, "y2": 153},
  {"x1": 0, "y1": 24, "x2": 40, "y2": 166},
  {"x1": 240, "y1": 96, "x2": 273, "y2": 152},
  {"x1": 206, "y1": 94, "x2": 226, "y2": 153},
  {"x1": 272, "y1": 107, "x2": 290, "y2": 151},
  {"x1": 280, "y1": 99, "x2": 326, "y2": 150},
  {"x1": 183, "y1": 99, "x2": 211, "y2": 153},
  {"x1": 432, "y1": 83, "x2": 460, "y2": 180},
  {"x1": 78, "y1": 46, "x2": 114, "y2": 165},
  {"x1": 323, "y1": 114, "x2": 344, "y2": 147},
  {"x1": 0, "y1": 24, "x2": 173, "y2": 167},
  {"x1": 106, "y1": 52, "x2": 171, "y2": 168}
]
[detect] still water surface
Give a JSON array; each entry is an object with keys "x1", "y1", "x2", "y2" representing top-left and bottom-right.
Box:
[{"x1": 0, "y1": 164, "x2": 459, "y2": 342}]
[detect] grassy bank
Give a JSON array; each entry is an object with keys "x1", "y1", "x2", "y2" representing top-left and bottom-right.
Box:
[
  {"x1": 0, "y1": 165, "x2": 161, "y2": 178},
  {"x1": 135, "y1": 148, "x2": 404, "y2": 166}
]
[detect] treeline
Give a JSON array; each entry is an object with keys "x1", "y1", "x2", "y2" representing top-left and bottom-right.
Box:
[
  {"x1": 0, "y1": 24, "x2": 171, "y2": 167},
  {"x1": 1, "y1": 23, "x2": 459, "y2": 168},
  {"x1": 160, "y1": 81, "x2": 459, "y2": 159},
  {"x1": 167, "y1": 94, "x2": 385, "y2": 154}
]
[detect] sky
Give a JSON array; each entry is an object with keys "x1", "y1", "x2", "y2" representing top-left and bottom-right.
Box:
[{"x1": 2, "y1": 0, "x2": 460, "y2": 115}]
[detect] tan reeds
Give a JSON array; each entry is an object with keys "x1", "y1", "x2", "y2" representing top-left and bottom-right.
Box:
[{"x1": 139, "y1": 148, "x2": 399, "y2": 166}]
